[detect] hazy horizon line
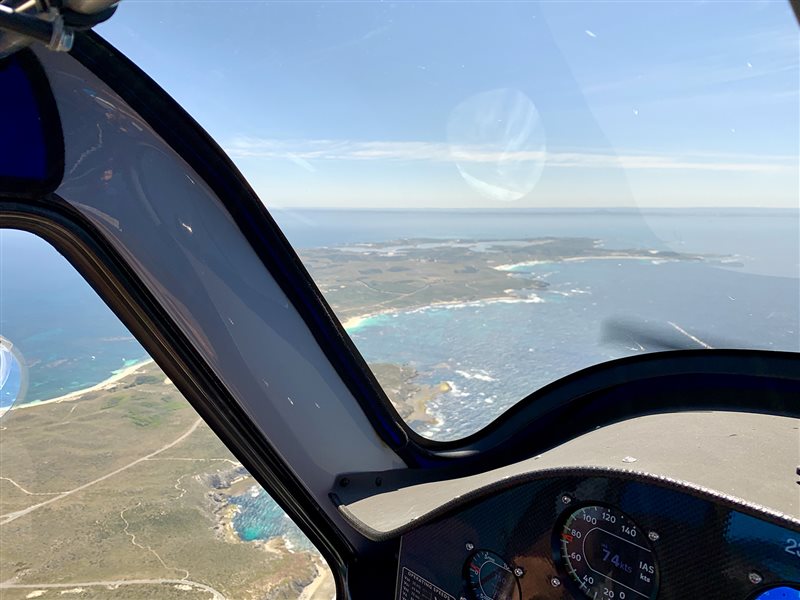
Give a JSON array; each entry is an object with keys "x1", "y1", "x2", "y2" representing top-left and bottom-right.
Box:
[{"x1": 268, "y1": 205, "x2": 799, "y2": 212}]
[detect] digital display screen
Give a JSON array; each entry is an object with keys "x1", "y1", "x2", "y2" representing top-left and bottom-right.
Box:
[{"x1": 754, "y1": 586, "x2": 800, "y2": 600}]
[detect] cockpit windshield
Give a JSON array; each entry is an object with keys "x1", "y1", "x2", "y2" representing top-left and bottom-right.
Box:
[{"x1": 99, "y1": 1, "x2": 798, "y2": 440}]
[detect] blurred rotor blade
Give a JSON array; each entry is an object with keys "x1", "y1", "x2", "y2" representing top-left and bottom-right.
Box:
[{"x1": 601, "y1": 317, "x2": 722, "y2": 352}]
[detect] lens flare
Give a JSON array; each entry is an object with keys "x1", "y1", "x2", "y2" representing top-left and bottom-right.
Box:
[{"x1": 447, "y1": 88, "x2": 546, "y2": 202}]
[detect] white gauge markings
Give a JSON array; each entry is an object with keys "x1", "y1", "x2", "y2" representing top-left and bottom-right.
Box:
[{"x1": 558, "y1": 505, "x2": 658, "y2": 600}]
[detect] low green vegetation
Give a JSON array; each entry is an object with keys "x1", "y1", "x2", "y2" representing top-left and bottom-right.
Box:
[
  {"x1": 369, "y1": 363, "x2": 447, "y2": 427},
  {"x1": 299, "y1": 237, "x2": 703, "y2": 320},
  {"x1": 0, "y1": 364, "x2": 329, "y2": 600}
]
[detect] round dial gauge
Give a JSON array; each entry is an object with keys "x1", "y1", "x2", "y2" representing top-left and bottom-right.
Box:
[
  {"x1": 464, "y1": 549, "x2": 521, "y2": 600},
  {"x1": 557, "y1": 505, "x2": 659, "y2": 600}
]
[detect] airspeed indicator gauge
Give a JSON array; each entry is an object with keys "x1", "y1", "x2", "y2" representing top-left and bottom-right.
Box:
[{"x1": 556, "y1": 505, "x2": 659, "y2": 600}]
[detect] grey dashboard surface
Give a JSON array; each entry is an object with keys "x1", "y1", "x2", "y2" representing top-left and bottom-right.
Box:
[{"x1": 340, "y1": 412, "x2": 800, "y2": 535}]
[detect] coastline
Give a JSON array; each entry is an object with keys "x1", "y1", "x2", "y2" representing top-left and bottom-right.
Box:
[
  {"x1": 207, "y1": 476, "x2": 335, "y2": 599},
  {"x1": 341, "y1": 315, "x2": 369, "y2": 331},
  {"x1": 298, "y1": 562, "x2": 336, "y2": 600},
  {"x1": 341, "y1": 293, "x2": 545, "y2": 333},
  {"x1": 493, "y1": 254, "x2": 679, "y2": 271},
  {"x1": 3, "y1": 358, "x2": 154, "y2": 414}
]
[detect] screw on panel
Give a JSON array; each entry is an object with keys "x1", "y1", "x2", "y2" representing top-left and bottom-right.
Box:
[
  {"x1": 550, "y1": 577, "x2": 561, "y2": 587},
  {"x1": 465, "y1": 542, "x2": 474, "y2": 552},
  {"x1": 647, "y1": 530, "x2": 659, "y2": 542},
  {"x1": 513, "y1": 567, "x2": 524, "y2": 577},
  {"x1": 560, "y1": 494, "x2": 572, "y2": 505},
  {"x1": 748, "y1": 571, "x2": 763, "y2": 585}
]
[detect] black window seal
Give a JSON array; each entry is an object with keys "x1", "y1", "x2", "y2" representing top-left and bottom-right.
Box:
[
  {"x1": 0, "y1": 196, "x2": 358, "y2": 594},
  {"x1": 65, "y1": 31, "x2": 461, "y2": 463},
  {"x1": 332, "y1": 348, "x2": 800, "y2": 504}
]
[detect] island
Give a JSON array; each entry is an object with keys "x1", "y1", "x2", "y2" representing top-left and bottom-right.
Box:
[
  {"x1": 299, "y1": 237, "x2": 702, "y2": 324},
  {"x1": 299, "y1": 237, "x2": 708, "y2": 425}
]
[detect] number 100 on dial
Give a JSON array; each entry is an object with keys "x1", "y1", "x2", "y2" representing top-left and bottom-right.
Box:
[{"x1": 556, "y1": 505, "x2": 659, "y2": 600}]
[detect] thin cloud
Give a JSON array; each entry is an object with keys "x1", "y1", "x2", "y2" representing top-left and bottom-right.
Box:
[
  {"x1": 224, "y1": 137, "x2": 794, "y2": 174},
  {"x1": 581, "y1": 32, "x2": 798, "y2": 99}
]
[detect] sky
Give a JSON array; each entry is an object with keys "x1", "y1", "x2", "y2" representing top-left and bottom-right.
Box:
[{"x1": 98, "y1": 1, "x2": 799, "y2": 209}]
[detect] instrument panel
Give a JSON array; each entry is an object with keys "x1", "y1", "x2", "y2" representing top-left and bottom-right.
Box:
[{"x1": 395, "y1": 470, "x2": 800, "y2": 600}]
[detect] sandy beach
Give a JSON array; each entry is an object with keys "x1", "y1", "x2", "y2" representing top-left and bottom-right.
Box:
[
  {"x1": 341, "y1": 315, "x2": 369, "y2": 331},
  {"x1": 493, "y1": 254, "x2": 674, "y2": 271},
  {"x1": 341, "y1": 293, "x2": 545, "y2": 334},
  {"x1": 298, "y1": 562, "x2": 336, "y2": 600},
  {"x1": 3, "y1": 358, "x2": 154, "y2": 414}
]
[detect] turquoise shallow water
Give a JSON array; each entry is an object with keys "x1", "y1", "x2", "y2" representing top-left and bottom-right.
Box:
[
  {"x1": 0, "y1": 230, "x2": 148, "y2": 408},
  {"x1": 230, "y1": 487, "x2": 313, "y2": 549}
]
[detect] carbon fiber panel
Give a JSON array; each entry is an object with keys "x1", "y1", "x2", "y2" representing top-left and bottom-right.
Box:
[{"x1": 396, "y1": 473, "x2": 800, "y2": 600}]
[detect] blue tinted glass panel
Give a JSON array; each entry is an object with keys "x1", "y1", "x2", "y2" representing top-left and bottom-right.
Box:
[
  {"x1": 0, "y1": 55, "x2": 46, "y2": 180},
  {"x1": 0, "y1": 50, "x2": 62, "y2": 194}
]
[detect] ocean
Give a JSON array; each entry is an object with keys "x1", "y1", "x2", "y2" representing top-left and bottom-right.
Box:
[
  {"x1": 0, "y1": 229, "x2": 149, "y2": 408},
  {"x1": 229, "y1": 485, "x2": 315, "y2": 551},
  {"x1": 272, "y1": 208, "x2": 799, "y2": 437},
  {"x1": 279, "y1": 208, "x2": 799, "y2": 439},
  {"x1": 346, "y1": 258, "x2": 799, "y2": 438},
  {"x1": 2, "y1": 208, "x2": 798, "y2": 538}
]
